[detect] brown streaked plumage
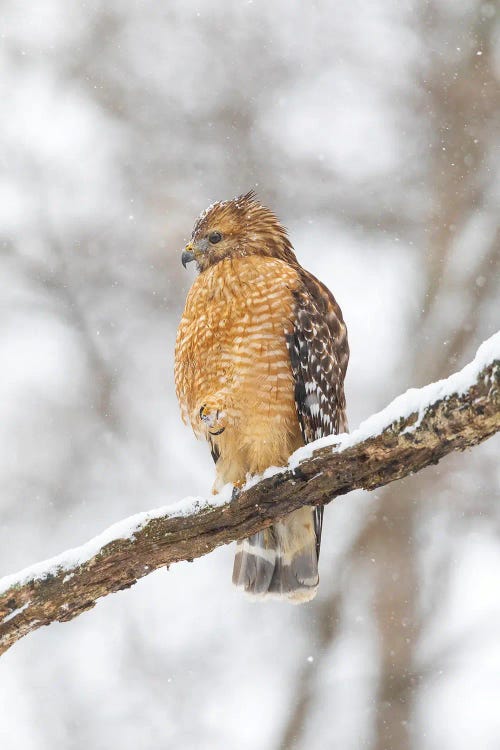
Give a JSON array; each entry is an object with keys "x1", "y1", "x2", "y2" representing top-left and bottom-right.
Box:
[{"x1": 175, "y1": 191, "x2": 348, "y2": 602}]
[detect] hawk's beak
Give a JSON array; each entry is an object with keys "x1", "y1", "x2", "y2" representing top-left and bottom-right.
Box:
[{"x1": 182, "y1": 243, "x2": 196, "y2": 268}]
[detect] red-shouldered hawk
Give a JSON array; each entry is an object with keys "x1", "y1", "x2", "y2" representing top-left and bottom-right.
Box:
[{"x1": 175, "y1": 192, "x2": 348, "y2": 603}]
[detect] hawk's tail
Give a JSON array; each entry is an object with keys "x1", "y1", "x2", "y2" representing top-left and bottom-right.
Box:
[{"x1": 232, "y1": 506, "x2": 320, "y2": 603}]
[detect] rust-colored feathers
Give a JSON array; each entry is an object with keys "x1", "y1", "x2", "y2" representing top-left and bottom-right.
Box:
[
  {"x1": 175, "y1": 193, "x2": 348, "y2": 602},
  {"x1": 186, "y1": 191, "x2": 298, "y2": 271}
]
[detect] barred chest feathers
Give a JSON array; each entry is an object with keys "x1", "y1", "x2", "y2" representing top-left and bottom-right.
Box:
[
  {"x1": 174, "y1": 255, "x2": 304, "y2": 481},
  {"x1": 175, "y1": 191, "x2": 349, "y2": 603}
]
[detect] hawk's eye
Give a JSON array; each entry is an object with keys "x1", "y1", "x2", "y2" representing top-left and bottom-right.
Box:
[{"x1": 208, "y1": 231, "x2": 222, "y2": 245}]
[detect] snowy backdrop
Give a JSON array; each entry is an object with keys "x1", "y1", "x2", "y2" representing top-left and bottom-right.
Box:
[{"x1": 0, "y1": 1, "x2": 499, "y2": 748}]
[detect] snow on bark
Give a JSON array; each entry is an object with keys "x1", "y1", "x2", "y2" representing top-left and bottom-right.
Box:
[{"x1": 0, "y1": 331, "x2": 499, "y2": 656}]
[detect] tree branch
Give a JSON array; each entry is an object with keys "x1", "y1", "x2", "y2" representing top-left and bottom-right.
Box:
[{"x1": 1, "y1": 332, "x2": 499, "y2": 656}]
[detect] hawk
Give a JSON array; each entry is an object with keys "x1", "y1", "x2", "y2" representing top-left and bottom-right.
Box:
[{"x1": 175, "y1": 192, "x2": 348, "y2": 602}]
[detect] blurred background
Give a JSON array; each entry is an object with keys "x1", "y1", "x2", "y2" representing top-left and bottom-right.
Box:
[{"x1": 0, "y1": 1, "x2": 499, "y2": 748}]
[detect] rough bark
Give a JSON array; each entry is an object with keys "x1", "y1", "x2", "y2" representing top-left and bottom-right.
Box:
[{"x1": 0, "y1": 350, "x2": 498, "y2": 657}]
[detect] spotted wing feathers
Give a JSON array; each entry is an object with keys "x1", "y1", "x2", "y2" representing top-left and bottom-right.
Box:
[{"x1": 286, "y1": 270, "x2": 349, "y2": 551}]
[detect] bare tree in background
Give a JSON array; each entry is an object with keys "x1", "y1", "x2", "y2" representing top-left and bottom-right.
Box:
[
  {"x1": 0, "y1": 1, "x2": 498, "y2": 748},
  {"x1": 279, "y1": 2, "x2": 500, "y2": 748}
]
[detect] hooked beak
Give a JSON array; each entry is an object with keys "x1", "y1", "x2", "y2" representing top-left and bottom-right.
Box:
[{"x1": 181, "y1": 243, "x2": 196, "y2": 269}]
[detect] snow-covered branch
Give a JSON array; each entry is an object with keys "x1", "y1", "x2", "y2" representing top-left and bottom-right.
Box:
[{"x1": 1, "y1": 332, "x2": 499, "y2": 656}]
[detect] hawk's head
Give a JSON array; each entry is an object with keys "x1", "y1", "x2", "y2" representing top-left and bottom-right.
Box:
[{"x1": 182, "y1": 191, "x2": 297, "y2": 272}]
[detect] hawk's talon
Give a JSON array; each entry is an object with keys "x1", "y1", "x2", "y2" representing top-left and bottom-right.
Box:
[
  {"x1": 209, "y1": 426, "x2": 225, "y2": 436},
  {"x1": 199, "y1": 404, "x2": 227, "y2": 436}
]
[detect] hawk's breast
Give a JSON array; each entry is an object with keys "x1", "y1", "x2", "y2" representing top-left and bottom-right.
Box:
[{"x1": 175, "y1": 255, "x2": 303, "y2": 474}]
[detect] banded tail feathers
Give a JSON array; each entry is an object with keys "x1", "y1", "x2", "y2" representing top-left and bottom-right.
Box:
[{"x1": 232, "y1": 506, "x2": 320, "y2": 603}]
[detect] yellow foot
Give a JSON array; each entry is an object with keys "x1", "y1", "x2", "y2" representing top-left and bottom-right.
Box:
[{"x1": 199, "y1": 404, "x2": 227, "y2": 436}]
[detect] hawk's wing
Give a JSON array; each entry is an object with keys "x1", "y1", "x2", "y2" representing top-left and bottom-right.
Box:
[{"x1": 286, "y1": 269, "x2": 349, "y2": 553}]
